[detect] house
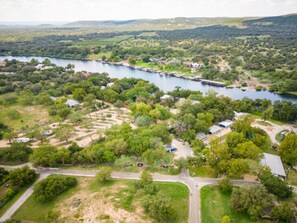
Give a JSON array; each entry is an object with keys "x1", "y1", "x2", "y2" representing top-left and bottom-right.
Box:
[
  {"x1": 219, "y1": 120, "x2": 234, "y2": 128},
  {"x1": 65, "y1": 99, "x2": 80, "y2": 107},
  {"x1": 160, "y1": 95, "x2": 172, "y2": 101},
  {"x1": 107, "y1": 83, "x2": 115, "y2": 88},
  {"x1": 35, "y1": 64, "x2": 44, "y2": 69},
  {"x1": 196, "y1": 133, "x2": 207, "y2": 141},
  {"x1": 16, "y1": 138, "x2": 30, "y2": 143},
  {"x1": 261, "y1": 153, "x2": 286, "y2": 179},
  {"x1": 209, "y1": 125, "x2": 222, "y2": 135}
]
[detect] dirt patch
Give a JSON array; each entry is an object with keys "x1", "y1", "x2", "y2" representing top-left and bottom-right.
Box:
[{"x1": 56, "y1": 179, "x2": 150, "y2": 223}]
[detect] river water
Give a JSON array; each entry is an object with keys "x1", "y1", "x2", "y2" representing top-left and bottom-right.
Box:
[{"x1": 1, "y1": 56, "x2": 296, "y2": 103}]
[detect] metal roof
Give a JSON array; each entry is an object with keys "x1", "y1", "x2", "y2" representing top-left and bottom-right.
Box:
[
  {"x1": 196, "y1": 133, "x2": 207, "y2": 140},
  {"x1": 219, "y1": 120, "x2": 234, "y2": 127},
  {"x1": 209, "y1": 125, "x2": 222, "y2": 134},
  {"x1": 261, "y1": 153, "x2": 286, "y2": 177}
]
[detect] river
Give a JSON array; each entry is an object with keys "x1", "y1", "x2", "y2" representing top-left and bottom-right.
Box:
[{"x1": 1, "y1": 56, "x2": 296, "y2": 103}]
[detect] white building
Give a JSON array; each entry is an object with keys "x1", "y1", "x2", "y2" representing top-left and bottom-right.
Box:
[
  {"x1": 219, "y1": 120, "x2": 234, "y2": 128},
  {"x1": 261, "y1": 153, "x2": 286, "y2": 179},
  {"x1": 65, "y1": 99, "x2": 80, "y2": 107},
  {"x1": 160, "y1": 95, "x2": 172, "y2": 101},
  {"x1": 107, "y1": 83, "x2": 115, "y2": 88}
]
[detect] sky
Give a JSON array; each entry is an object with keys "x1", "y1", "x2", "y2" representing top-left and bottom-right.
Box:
[{"x1": 0, "y1": 0, "x2": 296, "y2": 23}]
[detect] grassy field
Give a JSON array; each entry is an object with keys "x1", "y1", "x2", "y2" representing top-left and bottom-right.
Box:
[
  {"x1": 0, "y1": 181, "x2": 35, "y2": 217},
  {"x1": 201, "y1": 185, "x2": 266, "y2": 223},
  {"x1": 14, "y1": 177, "x2": 189, "y2": 223},
  {"x1": 0, "y1": 105, "x2": 49, "y2": 130}
]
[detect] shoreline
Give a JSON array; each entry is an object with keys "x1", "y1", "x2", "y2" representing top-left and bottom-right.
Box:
[{"x1": 1, "y1": 54, "x2": 297, "y2": 99}]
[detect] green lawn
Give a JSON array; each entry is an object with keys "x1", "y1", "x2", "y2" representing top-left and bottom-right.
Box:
[
  {"x1": 13, "y1": 177, "x2": 189, "y2": 223},
  {"x1": 201, "y1": 185, "x2": 266, "y2": 223},
  {"x1": 0, "y1": 183, "x2": 33, "y2": 217}
]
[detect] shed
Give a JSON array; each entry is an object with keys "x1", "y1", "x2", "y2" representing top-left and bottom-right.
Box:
[
  {"x1": 65, "y1": 99, "x2": 80, "y2": 107},
  {"x1": 261, "y1": 153, "x2": 286, "y2": 179},
  {"x1": 209, "y1": 125, "x2": 222, "y2": 135},
  {"x1": 196, "y1": 133, "x2": 207, "y2": 141},
  {"x1": 219, "y1": 120, "x2": 234, "y2": 128}
]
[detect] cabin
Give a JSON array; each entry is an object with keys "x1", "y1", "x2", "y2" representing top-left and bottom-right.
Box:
[
  {"x1": 65, "y1": 99, "x2": 80, "y2": 107},
  {"x1": 16, "y1": 138, "x2": 30, "y2": 143},
  {"x1": 219, "y1": 120, "x2": 234, "y2": 128},
  {"x1": 196, "y1": 133, "x2": 207, "y2": 141},
  {"x1": 209, "y1": 125, "x2": 222, "y2": 135},
  {"x1": 261, "y1": 153, "x2": 286, "y2": 179}
]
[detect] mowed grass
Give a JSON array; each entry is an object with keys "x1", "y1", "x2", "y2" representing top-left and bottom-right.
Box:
[
  {"x1": 201, "y1": 185, "x2": 266, "y2": 223},
  {"x1": 13, "y1": 178, "x2": 189, "y2": 223}
]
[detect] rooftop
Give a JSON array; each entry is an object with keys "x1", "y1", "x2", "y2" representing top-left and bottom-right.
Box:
[{"x1": 261, "y1": 153, "x2": 286, "y2": 178}]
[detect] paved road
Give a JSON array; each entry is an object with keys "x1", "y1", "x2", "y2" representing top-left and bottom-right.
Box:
[{"x1": 0, "y1": 167, "x2": 259, "y2": 223}]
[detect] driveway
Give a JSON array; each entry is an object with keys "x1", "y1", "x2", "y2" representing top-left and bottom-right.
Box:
[{"x1": 172, "y1": 139, "x2": 194, "y2": 160}]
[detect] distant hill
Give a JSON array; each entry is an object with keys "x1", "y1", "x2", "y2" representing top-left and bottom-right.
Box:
[{"x1": 65, "y1": 17, "x2": 257, "y2": 30}]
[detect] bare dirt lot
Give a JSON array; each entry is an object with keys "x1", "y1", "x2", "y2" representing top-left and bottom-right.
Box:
[{"x1": 56, "y1": 178, "x2": 150, "y2": 223}]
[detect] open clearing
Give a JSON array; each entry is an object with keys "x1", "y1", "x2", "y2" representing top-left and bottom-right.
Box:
[
  {"x1": 0, "y1": 105, "x2": 49, "y2": 130},
  {"x1": 13, "y1": 177, "x2": 189, "y2": 223},
  {"x1": 201, "y1": 185, "x2": 267, "y2": 223}
]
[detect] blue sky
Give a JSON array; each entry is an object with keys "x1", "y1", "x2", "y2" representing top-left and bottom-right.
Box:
[{"x1": 0, "y1": 0, "x2": 296, "y2": 22}]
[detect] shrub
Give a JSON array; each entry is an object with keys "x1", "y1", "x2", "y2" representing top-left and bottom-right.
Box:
[
  {"x1": 218, "y1": 178, "x2": 233, "y2": 193},
  {"x1": 33, "y1": 175, "x2": 77, "y2": 203},
  {"x1": 0, "y1": 143, "x2": 33, "y2": 164},
  {"x1": 141, "y1": 195, "x2": 176, "y2": 222},
  {"x1": 96, "y1": 167, "x2": 112, "y2": 183},
  {"x1": 9, "y1": 166, "x2": 37, "y2": 188},
  {"x1": 259, "y1": 170, "x2": 293, "y2": 199}
]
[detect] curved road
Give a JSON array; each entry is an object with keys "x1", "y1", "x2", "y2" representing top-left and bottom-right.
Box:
[{"x1": 0, "y1": 167, "x2": 259, "y2": 223}]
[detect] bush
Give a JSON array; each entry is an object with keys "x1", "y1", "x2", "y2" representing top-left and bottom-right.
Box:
[
  {"x1": 141, "y1": 195, "x2": 176, "y2": 222},
  {"x1": 33, "y1": 175, "x2": 77, "y2": 203},
  {"x1": 259, "y1": 170, "x2": 293, "y2": 199},
  {"x1": 270, "y1": 202, "x2": 297, "y2": 223},
  {"x1": 96, "y1": 167, "x2": 112, "y2": 183},
  {"x1": 218, "y1": 178, "x2": 233, "y2": 193},
  {"x1": 9, "y1": 166, "x2": 37, "y2": 188}
]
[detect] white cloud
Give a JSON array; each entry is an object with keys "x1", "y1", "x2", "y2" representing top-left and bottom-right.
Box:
[{"x1": 0, "y1": 0, "x2": 296, "y2": 22}]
